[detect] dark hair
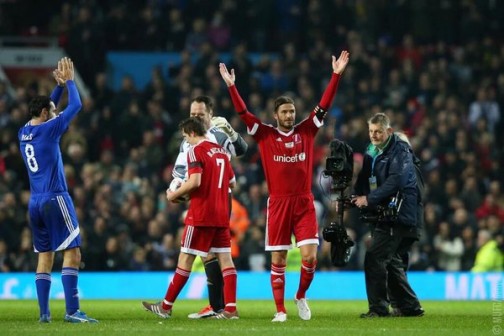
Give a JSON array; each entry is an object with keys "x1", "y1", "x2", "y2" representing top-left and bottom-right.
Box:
[
  {"x1": 191, "y1": 95, "x2": 214, "y2": 112},
  {"x1": 274, "y1": 96, "x2": 295, "y2": 112},
  {"x1": 28, "y1": 96, "x2": 51, "y2": 118},
  {"x1": 178, "y1": 117, "x2": 206, "y2": 136}
]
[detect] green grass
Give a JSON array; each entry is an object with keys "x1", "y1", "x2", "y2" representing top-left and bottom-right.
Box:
[{"x1": 0, "y1": 300, "x2": 496, "y2": 336}]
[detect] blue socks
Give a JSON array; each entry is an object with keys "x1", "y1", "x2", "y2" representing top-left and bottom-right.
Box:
[
  {"x1": 62, "y1": 267, "x2": 80, "y2": 315},
  {"x1": 35, "y1": 273, "x2": 51, "y2": 317}
]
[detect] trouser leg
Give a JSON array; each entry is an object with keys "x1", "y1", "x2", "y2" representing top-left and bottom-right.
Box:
[
  {"x1": 387, "y1": 237, "x2": 422, "y2": 313},
  {"x1": 364, "y1": 226, "x2": 396, "y2": 315}
]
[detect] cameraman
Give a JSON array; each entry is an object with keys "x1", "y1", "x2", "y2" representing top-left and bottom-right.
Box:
[{"x1": 352, "y1": 113, "x2": 424, "y2": 318}]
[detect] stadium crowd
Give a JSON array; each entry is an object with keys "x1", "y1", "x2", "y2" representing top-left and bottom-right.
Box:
[{"x1": 0, "y1": 0, "x2": 503, "y2": 273}]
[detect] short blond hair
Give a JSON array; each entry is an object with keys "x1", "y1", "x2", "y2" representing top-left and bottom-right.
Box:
[{"x1": 368, "y1": 113, "x2": 391, "y2": 129}]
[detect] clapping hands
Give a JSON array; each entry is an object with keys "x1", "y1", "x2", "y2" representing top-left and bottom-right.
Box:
[{"x1": 52, "y1": 57, "x2": 75, "y2": 86}]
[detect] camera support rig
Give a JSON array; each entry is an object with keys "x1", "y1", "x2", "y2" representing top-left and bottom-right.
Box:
[{"x1": 321, "y1": 139, "x2": 355, "y2": 267}]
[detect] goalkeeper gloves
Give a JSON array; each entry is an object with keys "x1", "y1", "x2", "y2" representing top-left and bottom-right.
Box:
[{"x1": 211, "y1": 116, "x2": 238, "y2": 142}]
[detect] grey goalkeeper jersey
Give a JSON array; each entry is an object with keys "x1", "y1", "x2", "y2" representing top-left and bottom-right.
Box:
[{"x1": 172, "y1": 126, "x2": 247, "y2": 180}]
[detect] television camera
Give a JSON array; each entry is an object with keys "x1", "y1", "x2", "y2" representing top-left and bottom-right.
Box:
[
  {"x1": 322, "y1": 139, "x2": 355, "y2": 267},
  {"x1": 359, "y1": 193, "x2": 403, "y2": 224}
]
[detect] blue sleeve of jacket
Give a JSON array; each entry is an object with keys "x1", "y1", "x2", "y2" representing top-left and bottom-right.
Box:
[{"x1": 232, "y1": 135, "x2": 248, "y2": 157}]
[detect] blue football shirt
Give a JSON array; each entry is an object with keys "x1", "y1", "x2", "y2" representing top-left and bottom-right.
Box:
[{"x1": 18, "y1": 81, "x2": 82, "y2": 195}]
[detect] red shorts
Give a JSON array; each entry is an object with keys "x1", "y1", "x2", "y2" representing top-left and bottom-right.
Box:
[
  {"x1": 265, "y1": 193, "x2": 319, "y2": 251},
  {"x1": 180, "y1": 225, "x2": 231, "y2": 257}
]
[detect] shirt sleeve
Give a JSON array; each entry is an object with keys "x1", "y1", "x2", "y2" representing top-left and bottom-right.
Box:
[
  {"x1": 227, "y1": 84, "x2": 267, "y2": 140},
  {"x1": 48, "y1": 81, "x2": 82, "y2": 138},
  {"x1": 173, "y1": 140, "x2": 189, "y2": 180}
]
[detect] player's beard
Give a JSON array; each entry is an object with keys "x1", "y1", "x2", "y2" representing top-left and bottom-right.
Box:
[{"x1": 279, "y1": 119, "x2": 294, "y2": 131}]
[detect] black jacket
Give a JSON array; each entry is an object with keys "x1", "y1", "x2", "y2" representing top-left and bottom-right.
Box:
[{"x1": 354, "y1": 134, "x2": 418, "y2": 228}]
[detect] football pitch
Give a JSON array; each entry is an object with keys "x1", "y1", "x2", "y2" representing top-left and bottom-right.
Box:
[{"x1": 0, "y1": 300, "x2": 497, "y2": 336}]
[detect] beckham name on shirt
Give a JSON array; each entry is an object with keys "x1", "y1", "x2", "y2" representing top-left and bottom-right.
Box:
[{"x1": 206, "y1": 147, "x2": 228, "y2": 157}]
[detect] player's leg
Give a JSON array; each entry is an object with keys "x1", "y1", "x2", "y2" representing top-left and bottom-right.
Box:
[
  {"x1": 61, "y1": 247, "x2": 96, "y2": 322},
  {"x1": 203, "y1": 253, "x2": 224, "y2": 312},
  {"x1": 36, "y1": 251, "x2": 55, "y2": 323},
  {"x1": 189, "y1": 194, "x2": 231, "y2": 319},
  {"x1": 295, "y1": 244, "x2": 317, "y2": 320},
  {"x1": 30, "y1": 196, "x2": 54, "y2": 323},
  {"x1": 189, "y1": 254, "x2": 222, "y2": 319},
  {"x1": 61, "y1": 247, "x2": 81, "y2": 317},
  {"x1": 296, "y1": 244, "x2": 318, "y2": 298},
  {"x1": 143, "y1": 251, "x2": 196, "y2": 319},
  {"x1": 211, "y1": 227, "x2": 238, "y2": 319},
  {"x1": 266, "y1": 196, "x2": 292, "y2": 322},
  {"x1": 144, "y1": 225, "x2": 209, "y2": 318},
  {"x1": 292, "y1": 195, "x2": 319, "y2": 320},
  {"x1": 162, "y1": 225, "x2": 201, "y2": 311},
  {"x1": 205, "y1": 191, "x2": 233, "y2": 313},
  {"x1": 270, "y1": 250, "x2": 288, "y2": 319},
  {"x1": 212, "y1": 253, "x2": 238, "y2": 319},
  {"x1": 162, "y1": 251, "x2": 197, "y2": 309},
  {"x1": 38, "y1": 193, "x2": 96, "y2": 323}
]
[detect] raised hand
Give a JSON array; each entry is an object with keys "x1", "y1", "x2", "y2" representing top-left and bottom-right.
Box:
[
  {"x1": 52, "y1": 67, "x2": 65, "y2": 86},
  {"x1": 54, "y1": 57, "x2": 75, "y2": 83},
  {"x1": 332, "y1": 50, "x2": 350, "y2": 75},
  {"x1": 219, "y1": 63, "x2": 235, "y2": 87}
]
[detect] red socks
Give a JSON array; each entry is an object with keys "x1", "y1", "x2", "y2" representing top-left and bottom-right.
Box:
[
  {"x1": 271, "y1": 263, "x2": 286, "y2": 313},
  {"x1": 162, "y1": 267, "x2": 191, "y2": 310},
  {"x1": 296, "y1": 260, "x2": 317, "y2": 299},
  {"x1": 222, "y1": 267, "x2": 237, "y2": 313}
]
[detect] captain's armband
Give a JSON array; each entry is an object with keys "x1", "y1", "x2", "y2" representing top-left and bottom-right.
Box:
[{"x1": 315, "y1": 105, "x2": 327, "y2": 120}]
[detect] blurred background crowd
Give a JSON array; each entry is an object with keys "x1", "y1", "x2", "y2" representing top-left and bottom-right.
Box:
[{"x1": 0, "y1": 0, "x2": 503, "y2": 273}]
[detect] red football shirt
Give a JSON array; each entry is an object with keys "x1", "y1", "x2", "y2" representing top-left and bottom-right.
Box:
[
  {"x1": 240, "y1": 111, "x2": 322, "y2": 197},
  {"x1": 227, "y1": 72, "x2": 341, "y2": 197},
  {"x1": 185, "y1": 140, "x2": 235, "y2": 227}
]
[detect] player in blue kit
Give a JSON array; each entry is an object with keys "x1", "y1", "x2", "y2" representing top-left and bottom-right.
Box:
[{"x1": 18, "y1": 57, "x2": 98, "y2": 323}]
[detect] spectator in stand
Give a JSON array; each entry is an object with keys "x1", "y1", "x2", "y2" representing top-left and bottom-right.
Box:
[
  {"x1": 229, "y1": 197, "x2": 251, "y2": 267},
  {"x1": 460, "y1": 226, "x2": 477, "y2": 271},
  {"x1": 476, "y1": 194, "x2": 504, "y2": 223},
  {"x1": 471, "y1": 229, "x2": 504, "y2": 272},
  {"x1": 468, "y1": 87, "x2": 501, "y2": 134},
  {"x1": 433, "y1": 222, "x2": 464, "y2": 271},
  {"x1": 0, "y1": 239, "x2": 13, "y2": 272}
]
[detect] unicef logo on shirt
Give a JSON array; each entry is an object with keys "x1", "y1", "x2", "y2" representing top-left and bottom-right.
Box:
[{"x1": 273, "y1": 152, "x2": 306, "y2": 163}]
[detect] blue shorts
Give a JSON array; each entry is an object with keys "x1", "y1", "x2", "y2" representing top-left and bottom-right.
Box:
[{"x1": 29, "y1": 192, "x2": 81, "y2": 252}]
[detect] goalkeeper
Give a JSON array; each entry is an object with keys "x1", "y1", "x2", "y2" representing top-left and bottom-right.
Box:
[{"x1": 171, "y1": 95, "x2": 247, "y2": 319}]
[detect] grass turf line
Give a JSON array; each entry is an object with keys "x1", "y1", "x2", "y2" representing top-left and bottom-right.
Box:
[{"x1": 0, "y1": 300, "x2": 494, "y2": 336}]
